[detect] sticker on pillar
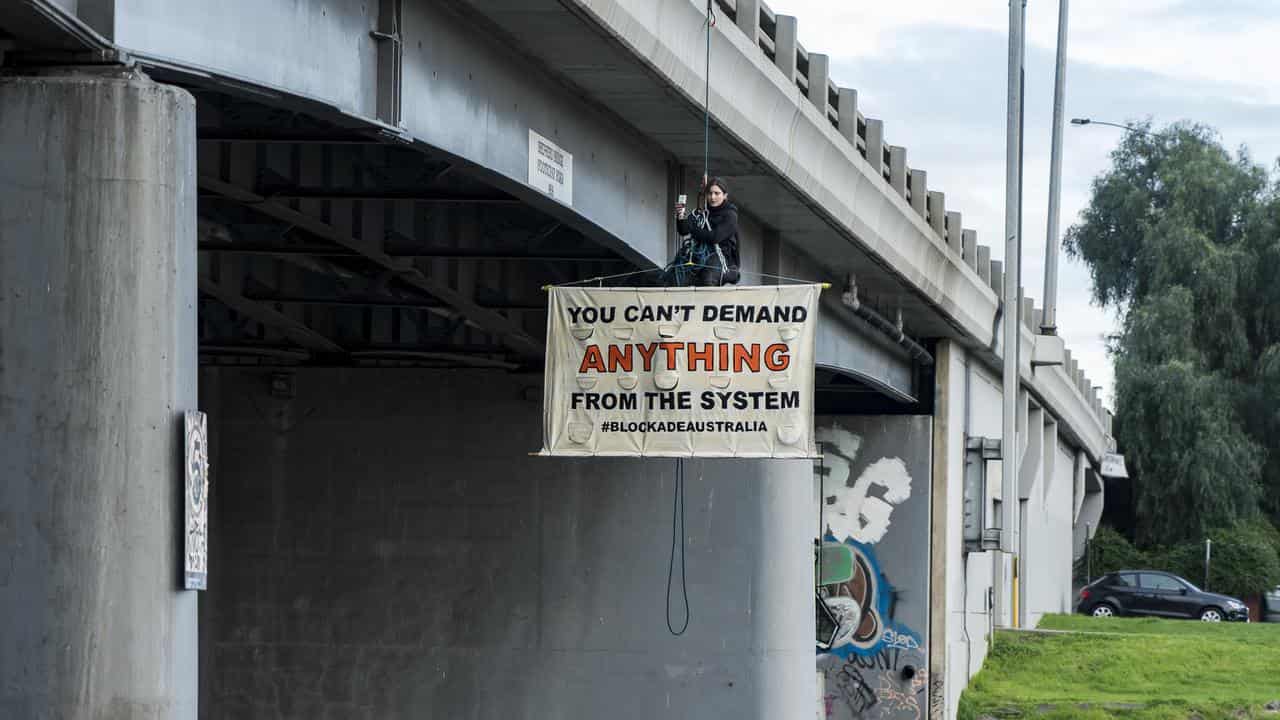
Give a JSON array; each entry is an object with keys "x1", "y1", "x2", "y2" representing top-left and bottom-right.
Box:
[{"x1": 184, "y1": 411, "x2": 209, "y2": 591}]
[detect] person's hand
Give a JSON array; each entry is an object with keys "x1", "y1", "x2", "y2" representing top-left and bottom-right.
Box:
[{"x1": 675, "y1": 202, "x2": 686, "y2": 219}]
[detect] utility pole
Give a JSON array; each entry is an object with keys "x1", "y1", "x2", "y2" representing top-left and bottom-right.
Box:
[
  {"x1": 1001, "y1": 0, "x2": 1025, "y2": 555},
  {"x1": 1042, "y1": 0, "x2": 1069, "y2": 335},
  {"x1": 1204, "y1": 538, "x2": 1212, "y2": 590}
]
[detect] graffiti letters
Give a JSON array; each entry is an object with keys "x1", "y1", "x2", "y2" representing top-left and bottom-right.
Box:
[
  {"x1": 815, "y1": 418, "x2": 929, "y2": 720},
  {"x1": 817, "y1": 425, "x2": 912, "y2": 544},
  {"x1": 882, "y1": 629, "x2": 920, "y2": 651}
]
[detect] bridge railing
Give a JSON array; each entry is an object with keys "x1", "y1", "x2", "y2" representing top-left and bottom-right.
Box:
[{"x1": 713, "y1": 0, "x2": 1109, "y2": 429}]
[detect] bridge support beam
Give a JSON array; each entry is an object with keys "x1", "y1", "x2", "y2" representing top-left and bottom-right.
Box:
[{"x1": 0, "y1": 69, "x2": 198, "y2": 719}]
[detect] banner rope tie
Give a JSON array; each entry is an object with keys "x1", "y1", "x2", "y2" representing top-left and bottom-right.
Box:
[{"x1": 544, "y1": 267, "x2": 831, "y2": 289}]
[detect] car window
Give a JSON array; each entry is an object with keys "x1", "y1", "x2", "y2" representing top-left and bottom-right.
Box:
[
  {"x1": 1114, "y1": 573, "x2": 1138, "y2": 588},
  {"x1": 1140, "y1": 573, "x2": 1184, "y2": 591}
]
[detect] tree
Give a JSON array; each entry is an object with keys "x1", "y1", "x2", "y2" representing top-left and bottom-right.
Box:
[{"x1": 1065, "y1": 121, "x2": 1280, "y2": 546}]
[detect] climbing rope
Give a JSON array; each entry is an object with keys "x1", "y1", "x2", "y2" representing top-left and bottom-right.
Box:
[{"x1": 703, "y1": 0, "x2": 715, "y2": 195}]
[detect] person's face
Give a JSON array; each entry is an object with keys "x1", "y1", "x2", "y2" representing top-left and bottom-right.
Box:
[{"x1": 707, "y1": 184, "x2": 726, "y2": 207}]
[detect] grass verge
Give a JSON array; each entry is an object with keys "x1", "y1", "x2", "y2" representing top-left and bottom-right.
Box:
[{"x1": 957, "y1": 614, "x2": 1280, "y2": 720}]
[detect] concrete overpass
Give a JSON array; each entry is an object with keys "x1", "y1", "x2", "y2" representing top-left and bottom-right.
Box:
[{"x1": 0, "y1": 1, "x2": 1110, "y2": 718}]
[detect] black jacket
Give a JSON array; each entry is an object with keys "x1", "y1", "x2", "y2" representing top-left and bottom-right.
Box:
[{"x1": 677, "y1": 202, "x2": 740, "y2": 268}]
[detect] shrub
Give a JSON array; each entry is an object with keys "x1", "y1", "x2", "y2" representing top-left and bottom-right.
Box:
[
  {"x1": 1084, "y1": 521, "x2": 1280, "y2": 598},
  {"x1": 1199, "y1": 520, "x2": 1280, "y2": 597},
  {"x1": 1075, "y1": 526, "x2": 1149, "y2": 583}
]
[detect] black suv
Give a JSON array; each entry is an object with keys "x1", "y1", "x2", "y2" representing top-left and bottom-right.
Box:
[{"x1": 1076, "y1": 570, "x2": 1249, "y2": 622}]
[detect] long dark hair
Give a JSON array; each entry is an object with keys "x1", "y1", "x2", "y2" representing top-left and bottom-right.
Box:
[{"x1": 702, "y1": 176, "x2": 730, "y2": 208}]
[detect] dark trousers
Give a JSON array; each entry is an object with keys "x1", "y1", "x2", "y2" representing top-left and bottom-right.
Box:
[{"x1": 693, "y1": 265, "x2": 723, "y2": 287}]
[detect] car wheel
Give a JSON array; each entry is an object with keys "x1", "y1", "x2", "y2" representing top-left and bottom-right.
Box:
[
  {"x1": 1199, "y1": 607, "x2": 1223, "y2": 622},
  {"x1": 1091, "y1": 603, "x2": 1117, "y2": 618}
]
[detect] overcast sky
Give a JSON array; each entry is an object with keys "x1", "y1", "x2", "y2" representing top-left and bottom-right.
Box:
[{"x1": 766, "y1": 0, "x2": 1280, "y2": 407}]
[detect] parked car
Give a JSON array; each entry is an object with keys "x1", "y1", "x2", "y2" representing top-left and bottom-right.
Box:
[
  {"x1": 1075, "y1": 570, "x2": 1249, "y2": 622},
  {"x1": 1265, "y1": 586, "x2": 1280, "y2": 623}
]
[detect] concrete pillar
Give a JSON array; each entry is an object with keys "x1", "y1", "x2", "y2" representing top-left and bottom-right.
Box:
[
  {"x1": 963, "y1": 230, "x2": 979, "y2": 271},
  {"x1": 977, "y1": 245, "x2": 992, "y2": 284},
  {"x1": 807, "y1": 53, "x2": 830, "y2": 115},
  {"x1": 909, "y1": 169, "x2": 927, "y2": 218},
  {"x1": 735, "y1": 0, "x2": 760, "y2": 41},
  {"x1": 774, "y1": 15, "x2": 798, "y2": 82},
  {"x1": 864, "y1": 118, "x2": 885, "y2": 175},
  {"x1": 0, "y1": 69, "x2": 197, "y2": 719},
  {"x1": 945, "y1": 211, "x2": 963, "y2": 255},
  {"x1": 928, "y1": 340, "x2": 959, "y2": 720},
  {"x1": 836, "y1": 87, "x2": 858, "y2": 146},
  {"x1": 928, "y1": 191, "x2": 946, "y2": 239},
  {"x1": 888, "y1": 146, "x2": 907, "y2": 197}
]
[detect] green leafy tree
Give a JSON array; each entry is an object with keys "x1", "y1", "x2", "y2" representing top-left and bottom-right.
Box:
[{"x1": 1066, "y1": 121, "x2": 1280, "y2": 545}]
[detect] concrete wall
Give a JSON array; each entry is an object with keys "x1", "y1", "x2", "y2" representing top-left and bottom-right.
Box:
[
  {"x1": 938, "y1": 348, "x2": 998, "y2": 719},
  {"x1": 932, "y1": 345, "x2": 1090, "y2": 720},
  {"x1": 816, "y1": 415, "x2": 932, "y2": 720},
  {"x1": 201, "y1": 367, "x2": 815, "y2": 719}
]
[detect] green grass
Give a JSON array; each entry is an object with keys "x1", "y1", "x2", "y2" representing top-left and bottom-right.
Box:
[{"x1": 958, "y1": 614, "x2": 1280, "y2": 720}]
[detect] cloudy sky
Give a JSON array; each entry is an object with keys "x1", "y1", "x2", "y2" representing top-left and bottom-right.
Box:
[{"x1": 766, "y1": 0, "x2": 1280, "y2": 407}]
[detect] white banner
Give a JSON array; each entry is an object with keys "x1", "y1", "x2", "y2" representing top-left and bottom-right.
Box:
[{"x1": 541, "y1": 285, "x2": 822, "y2": 458}]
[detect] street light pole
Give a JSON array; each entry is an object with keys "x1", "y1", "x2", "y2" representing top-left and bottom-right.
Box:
[
  {"x1": 1042, "y1": 0, "x2": 1070, "y2": 336},
  {"x1": 1001, "y1": 0, "x2": 1025, "y2": 556},
  {"x1": 1070, "y1": 118, "x2": 1156, "y2": 136}
]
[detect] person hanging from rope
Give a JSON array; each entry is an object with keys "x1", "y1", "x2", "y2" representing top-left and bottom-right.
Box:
[{"x1": 673, "y1": 177, "x2": 741, "y2": 286}]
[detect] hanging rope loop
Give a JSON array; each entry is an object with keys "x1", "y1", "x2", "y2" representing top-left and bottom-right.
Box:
[{"x1": 666, "y1": 458, "x2": 690, "y2": 636}]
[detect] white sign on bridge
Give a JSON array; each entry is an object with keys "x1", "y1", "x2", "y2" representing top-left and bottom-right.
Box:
[
  {"x1": 528, "y1": 129, "x2": 573, "y2": 206},
  {"x1": 539, "y1": 285, "x2": 822, "y2": 458}
]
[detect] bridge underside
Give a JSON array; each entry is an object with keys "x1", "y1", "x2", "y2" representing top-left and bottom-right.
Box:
[
  {"x1": 182, "y1": 83, "x2": 927, "y2": 408},
  {"x1": 0, "y1": 3, "x2": 979, "y2": 719}
]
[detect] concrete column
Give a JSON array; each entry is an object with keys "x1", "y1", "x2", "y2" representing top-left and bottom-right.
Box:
[
  {"x1": 864, "y1": 118, "x2": 885, "y2": 175},
  {"x1": 735, "y1": 0, "x2": 760, "y2": 41},
  {"x1": 774, "y1": 15, "x2": 798, "y2": 82},
  {"x1": 928, "y1": 191, "x2": 946, "y2": 239},
  {"x1": 929, "y1": 341, "x2": 958, "y2": 720},
  {"x1": 945, "y1": 211, "x2": 963, "y2": 255},
  {"x1": 977, "y1": 245, "x2": 992, "y2": 284},
  {"x1": 963, "y1": 230, "x2": 980, "y2": 271},
  {"x1": 807, "y1": 53, "x2": 830, "y2": 115},
  {"x1": 0, "y1": 69, "x2": 197, "y2": 719},
  {"x1": 888, "y1": 146, "x2": 908, "y2": 197},
  {"x1": 909, "y1": 169, "x2": 927, "y2": 218},
  {"x1": 836, "y1": 87, "x2": 858, "y2": 145}
]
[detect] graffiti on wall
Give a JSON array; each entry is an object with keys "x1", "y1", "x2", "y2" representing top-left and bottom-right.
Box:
[{"x1": 816, "y1": 420, "x2": 930, "y2": 720}]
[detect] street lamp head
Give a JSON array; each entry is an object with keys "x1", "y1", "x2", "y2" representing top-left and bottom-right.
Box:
[{"x1": 1070, "y1": 118, "x2": 1091, "y2": 126}]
